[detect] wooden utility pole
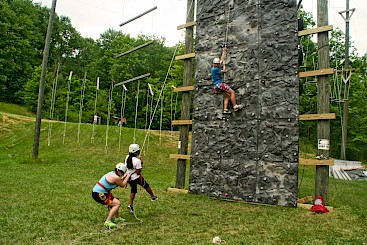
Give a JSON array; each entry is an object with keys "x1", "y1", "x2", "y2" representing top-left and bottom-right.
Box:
[
  {"x1": 33, "y1": 0, "x2": 57, "y2": 159},
  {"x1": 340, "y1": 0, "x2": 355, "y2": 160},
  {"x1": 176, "y1": 0, "x2": 194, "y2": 188},
  {"x1": 315, "y1": 0, "x2": 330, "y2": 203}
]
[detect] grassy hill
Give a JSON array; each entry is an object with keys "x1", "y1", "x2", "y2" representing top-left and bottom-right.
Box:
[{"x1": 0, "y1": 105, "x2": 366, "y2": 244}]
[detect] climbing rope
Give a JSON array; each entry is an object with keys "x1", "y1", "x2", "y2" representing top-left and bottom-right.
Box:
[
  {"x1": 118, "y1": 85, "x2": 127, "y2": 154},
  {"x1": 47, "y1": 62, "x2": 60, "y2": 146},
  {"x1": 63, "y1": 71, "x2": 73, "y2": 144},
  {"x1": 133, "y1": 80, "x2": 140, "y2": 143},
  {"x1": 77, "y1": 71, "x2": 87, "y2": 144},
  {"x1": 105, "y1": 81, "x2": 114, "y2": 153},
  {"x1": 91, "y1": 77, "x2": 99, "y2": 143}
]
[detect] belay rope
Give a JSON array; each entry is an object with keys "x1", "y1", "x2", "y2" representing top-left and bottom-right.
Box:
[{"x1": 222, "y1": 2, "x2": 231, "y2": 83}]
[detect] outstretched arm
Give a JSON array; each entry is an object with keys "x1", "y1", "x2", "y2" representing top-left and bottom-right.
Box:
[{"x1": 220, "y1": 47, "x2": 228, "y2": 65}]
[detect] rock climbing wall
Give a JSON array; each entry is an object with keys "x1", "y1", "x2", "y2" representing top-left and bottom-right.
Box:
[{"x1": 189, "y1": 0, "x2": 299, "y2": 206}]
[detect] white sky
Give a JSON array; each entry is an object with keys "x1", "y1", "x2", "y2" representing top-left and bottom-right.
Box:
[{"x1": 34, "y1": 0, "x2": 367, "y2": 56}]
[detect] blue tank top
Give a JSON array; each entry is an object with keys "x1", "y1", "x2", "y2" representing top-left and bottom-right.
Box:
[
  {"x1": 93, "y1": 171, "x2": 117, "y2": 193},
  {"x1": 211, "y1": 66, "x2": 222, "y2": 85}
]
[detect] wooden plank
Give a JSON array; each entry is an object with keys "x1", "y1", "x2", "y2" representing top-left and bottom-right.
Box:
[
  {"x1": 119, "y1": 6, "x2": 157, "y2": 26},
  {"x1": 175, "y1": 52, "x2": 195, "y2": 60},
  {"x1": 173, "y1": 86, "x2": 194, "y2": 92},
  {"x1": 114, "y1": 73, "x2": 150, "y2": 87},
  {"x1": 167, "y1": 187, "x2": 189, "y2": 194},
  {"x1": 299, "y1": 68, "x2": 334, "y2": 78},
  {"x1": 298, "y1": 25, "x2": 333, "y2": 36},
  {"x1": 172, "y1": 120, "x2": 192, "y2": 125},
  {"x1": 299, "y1": 159, "x2": 334, "y2": 166},
  {"x1": 169, "y1": 154, "x2": 191, "y2": 160},
  {"x1": 177, "y1": 20, "x2": 196, "y2": 30},
  {"x1": 115, "y1": 41, "x2": 154, "y2": 58},
  {"x1": 299, "y1": 113, "x2": 336, "y2": 121}
]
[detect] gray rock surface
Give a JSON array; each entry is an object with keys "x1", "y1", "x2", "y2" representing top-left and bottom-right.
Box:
[{"x1": 189, "y1": 0, "x2": 299, "y2": 206}]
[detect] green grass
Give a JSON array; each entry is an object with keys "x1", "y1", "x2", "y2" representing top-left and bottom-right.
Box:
[
  {"x1": 0, "y1": 110, "x2": 367, "y2": 244},
  {"x1": 0, "y1": 102, "x2": 35, "y2": 117}
]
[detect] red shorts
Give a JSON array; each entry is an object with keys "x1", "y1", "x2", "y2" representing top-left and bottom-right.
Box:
[{"x1": 214, "y1": 83, "x2": 231, "y2": 93}]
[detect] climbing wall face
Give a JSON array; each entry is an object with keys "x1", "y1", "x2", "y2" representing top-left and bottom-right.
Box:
[{"x1": 190, "y1": 0, "x2": 299, "y2": 206}]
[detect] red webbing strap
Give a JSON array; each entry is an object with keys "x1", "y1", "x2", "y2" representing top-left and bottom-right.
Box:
[{"x1": 97, "y1": 182, "x2": 109, "y2": 191}]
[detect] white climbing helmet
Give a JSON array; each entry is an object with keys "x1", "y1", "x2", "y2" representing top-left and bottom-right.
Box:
[
  {"x1": 213, "y1": 58, "x2": 220, "y2": 64},
  {"x1": 129, "y1": 143, "x2": 141, "y2": 154},
  {"x1": 116, "y1": 163, "x2": 127, "y2": 173}
]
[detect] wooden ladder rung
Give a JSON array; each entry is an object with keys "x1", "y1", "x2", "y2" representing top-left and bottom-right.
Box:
[
  {"x1": 299, "y1": 159, "x2": 334, "y2": 166},
  {"x1": 175, "y1": 53, "x2": 195, "y2": 60},
  {"x1": 170, "y1": 154, "x2": 191, "y2": 160},
  {"x1": 299, "y1": 113, "x2": 336, "y2": 121},
  {"x1": 299, "y1": 68, "x2": 334, "y2": 78},
  {"x1": 172, "y1": 120, "x2": 192, "y2": 125},
  {"x1": 177, "y1": 20, "x2": 196, "y2": 30},
  {"x1": 173, "y1": 86, "x2": 194, "y2": 92},
  {"x1": 298, "y1": 25, "x2": 333, "y2": 37}
]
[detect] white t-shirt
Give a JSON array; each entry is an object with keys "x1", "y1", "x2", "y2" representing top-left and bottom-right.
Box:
[{"x1": 124, "y1": 155, "x2": 142, "y2": 181}]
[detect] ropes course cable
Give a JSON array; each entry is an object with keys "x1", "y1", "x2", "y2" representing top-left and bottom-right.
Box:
[
  {"x1": 140, "y1": 0, "x2": 195, "y2": 153},
  {"x1": 63, "y1": 71, "x2": 73, "y2": 144},
  {"x1": 47, "y1": 63, "x2": 60, "y2": 146},
  {"x1": 77, "y1": 71, "x2": 87, "y2": 143}
]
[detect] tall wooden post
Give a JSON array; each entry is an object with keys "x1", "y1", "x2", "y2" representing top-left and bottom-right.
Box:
[
  {"x1": 176, "y1": 0, "x2": 194, "y2": 188},
  {"x1": 315, "y1": 0, "x2": 330, "y2": 203},
  {"x1": 33, "y1": 0, "x2": 57, "y2": 159}
]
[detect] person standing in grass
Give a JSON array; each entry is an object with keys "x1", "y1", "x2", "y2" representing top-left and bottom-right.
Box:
[
  {"x1": 92, "y1": 163, "x2": 131, "y2": 228},
  {"x1": 125, "y1": 143, "x2": 158, "y2": 215}
]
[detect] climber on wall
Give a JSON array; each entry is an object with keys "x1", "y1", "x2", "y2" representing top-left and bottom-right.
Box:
[{"x1": 211, "y1": 47, "x2": 243, "y2": 114}]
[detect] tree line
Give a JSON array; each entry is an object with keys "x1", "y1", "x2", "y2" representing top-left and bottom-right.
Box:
[{"x1": 1, "y1": 1, "x2": 367, "y2": 161}]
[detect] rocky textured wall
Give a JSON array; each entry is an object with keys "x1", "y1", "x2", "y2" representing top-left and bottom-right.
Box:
[{"x1": 189, "y1": 0, "x2": 299, "y2": 206}]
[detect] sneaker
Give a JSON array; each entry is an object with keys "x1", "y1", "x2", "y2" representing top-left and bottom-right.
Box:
[
  {"x1": 127, "y1": 205, "x2": 134, "y2": 215},
  {"x1": 104, "y1": 220, "x2": 117, "y2": 228},
  {"x1": 151, "y1": 195, "x2": 158, "y2": 201},
  {"x1": 234, "y1": 104, "x2": 243, "y2": 111},
  {"x1": 223, "y1": 109, "x2": 232, "y2": 114},
  {"x1": 113, "y1": 217, "x2": 126, "y2": 223}
]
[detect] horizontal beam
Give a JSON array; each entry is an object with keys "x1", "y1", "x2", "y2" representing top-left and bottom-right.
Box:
[
  {"x1": 299, "y1": 113, "x2": 336, "y2": 121},
  {"x1": 119, "y1": 6, "x2": 157, "y2": 27},
  {"x1": 299, "y1": 159, "x2": 334, "y2": 166},
  {"x1": 175, "y1": 52, "x2": 195, "y2": 61},
  {"x1": 167, "y1": 187, "x2": 189, "y2": 194},
  {"x1": 172, "y1": 120, "x2": 192, "y2": 125},
  {"x1": 298, "y1": 25, "x2": 333, "y2": 36},
  {"x1": 177, "y1": 20, "x2": 196, "y2": 30},
  {"x1": 114, "y1": 73, "x2": 150, "y2": 87},
  {"x1": 169, "y1": 154, "x2": 191, "y2": 160},
  {"x1": 115, "y1": 41, "x2": 154, "y2": 58},
  {"x1": 173, "y1": 86, "x2": 194, "y2": 92},
  {"x1": 299, "y1": 68, "x2": 334, "y2": 78}
]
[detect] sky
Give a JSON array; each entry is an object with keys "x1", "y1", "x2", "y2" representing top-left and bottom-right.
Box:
[{"x1": 34, "y1": 0, "x2": 367, "y2": 56}]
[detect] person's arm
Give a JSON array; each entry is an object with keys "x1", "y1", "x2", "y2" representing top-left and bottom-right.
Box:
[
  {"x1": 220, "y1": 47, "x2": 227, "y2": 73},
  {"x1": 220, "y1": 47, "x2": 227, "y2": 65},
  {"x1": 134, "y1": 157, "x2": 143, "y2": 175},
  {"x1": 115, "y1": 173, "x2": 131, "y2": 188}
]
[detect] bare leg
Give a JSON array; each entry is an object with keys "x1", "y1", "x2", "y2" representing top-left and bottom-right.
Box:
[
  {"x1": 223, "y1": 92, "x2": 230, "y2": 110},
  {"x1": 129, "y1": 193, "x2": 136, "y2": 206},
  {"x1": 146, "y1": 187, "x2": 155, "y2": 197},
  {"x1": 106, "y1": 198, "x2": 121, "y2": 222},
  {"x1": 228, "y1": 88, "x2": 237, "y2": 107}
]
